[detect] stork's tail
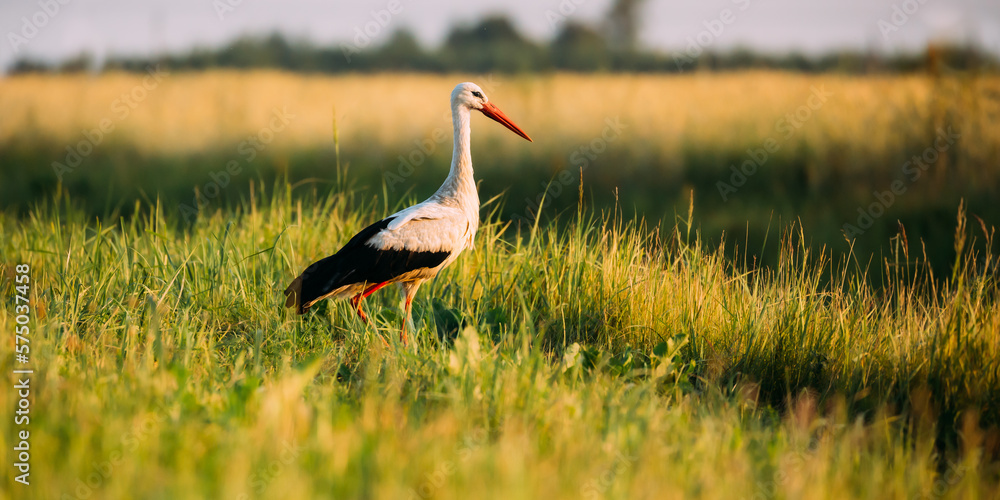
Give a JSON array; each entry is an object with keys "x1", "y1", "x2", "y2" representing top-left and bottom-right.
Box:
[{"x1": 283, "y1": 215, "x2": 417, "y2": 315}]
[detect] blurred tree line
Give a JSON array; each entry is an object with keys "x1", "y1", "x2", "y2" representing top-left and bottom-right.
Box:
[{"x1": 8, "y1": 10, "x2": 995, "y2": 75}]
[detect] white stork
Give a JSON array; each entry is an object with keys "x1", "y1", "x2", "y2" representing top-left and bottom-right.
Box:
[{"x1": 284, "y1": 82, "x2": 532, "y2": 344}]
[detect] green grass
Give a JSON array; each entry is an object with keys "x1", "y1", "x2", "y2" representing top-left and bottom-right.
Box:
[
  {"x1": 4, "y1": 71, "x2": 1000, "y2": 276},
  {"x1": 1, "y1": 184, "x2": 998, "y2": 499}
]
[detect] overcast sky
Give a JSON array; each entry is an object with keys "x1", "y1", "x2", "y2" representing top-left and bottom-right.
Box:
[{"x1": 2, "y1": 0, "x2": 998, "y2": 71}]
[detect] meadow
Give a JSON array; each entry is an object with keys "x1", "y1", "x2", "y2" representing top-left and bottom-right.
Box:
[
  {"x1": 2, "y1": 71, "x2": 999, "y2": 268},
  {"x1": 1, "y1": 72, "x2": 999, "y2": 498}
]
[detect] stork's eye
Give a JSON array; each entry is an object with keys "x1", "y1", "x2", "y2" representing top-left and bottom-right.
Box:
[{"x1": 471, "y1": 91, "x2": 483, "y2": 99}]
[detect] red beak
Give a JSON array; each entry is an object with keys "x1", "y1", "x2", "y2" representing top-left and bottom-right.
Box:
[{"x1": 479, "y1": 101, "x2": 532, "y2": 142}]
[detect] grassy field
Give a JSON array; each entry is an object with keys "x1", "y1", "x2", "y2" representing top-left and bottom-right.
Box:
[
  {"x1": 0, "y1": 186, "x2": 998, "y2": 498},
  {"x1": 1, "y1": 71, "x2": 1000, "y2": 498},
  {"x1": 1, "y1": 71, "x2": 999, "y2": 269}
]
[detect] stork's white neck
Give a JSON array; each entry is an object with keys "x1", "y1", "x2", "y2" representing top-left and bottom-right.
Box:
[{"x1": 432, "y1": 103, "x2": 478, "y2": 213}]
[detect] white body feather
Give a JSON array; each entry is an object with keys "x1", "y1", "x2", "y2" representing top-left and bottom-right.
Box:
[{"x1": 364, "y1": 82, "x2": 481, "y2": 274}]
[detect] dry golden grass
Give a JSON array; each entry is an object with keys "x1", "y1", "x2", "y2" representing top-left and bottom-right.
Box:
[{"x1": 3, "y1": 71, "x2": 998, "y2": 169}]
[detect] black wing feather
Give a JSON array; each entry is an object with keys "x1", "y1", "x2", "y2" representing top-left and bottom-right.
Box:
[{"x1": 284, "y1": 217, "x2": 450, "y2": 314}]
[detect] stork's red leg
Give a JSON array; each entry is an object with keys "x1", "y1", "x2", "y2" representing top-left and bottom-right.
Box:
[
  {"x1": 349, "y1": 281, "x2": 391, "y2": 324},
  {"x1": 349, "y1": 293, "x2": 368, "y2": 323},
  {"x1": 361, "y1": 281, "x2": 391, "y2": 300}
]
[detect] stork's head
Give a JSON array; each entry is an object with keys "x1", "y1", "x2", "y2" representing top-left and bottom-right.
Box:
[{"x1": 452, "y1": 82, "x2": 532, "y2": 142}]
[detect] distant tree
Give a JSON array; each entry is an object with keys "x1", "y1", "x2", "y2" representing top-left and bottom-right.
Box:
[
  {"x1": 816, "y1": 51, "x2": 869, "y2": 73},
  {"x1": 10, "y1": 11, "x2": 995, "y2": 76},
  {"x1": 216, "y1": 37, "x2": 256, "y2": 68},
  {"x1": 440, "y1": 16, "x2": 544, "y2": 72},
  {"x1": 721, "y1": 47, "x2": 765, "y2": 70},
  {"x1": 374, "y1": 29, "x2": 436, "y2": 71},
  {"x1": 926, "y1": 44, "x2": 990, "y2": 72},
  {"x1": 58, "y1": 53, "x2": 94, "y2": 73},
  {"x1": 181, "y1": 48, "x2": 219, "y2": 71},
  {"x1": 603, "y1": 0, "x2": 645, "y2": 53},
  {"x1": 214, "y1": 33, "x2": 296, "y2": 69},
  {"x1": 552, "y1": 22, "x2": 609, "y2": 71},
  {"x1": 8, "y1": 58, "x2": 50, "y2": 74}
]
